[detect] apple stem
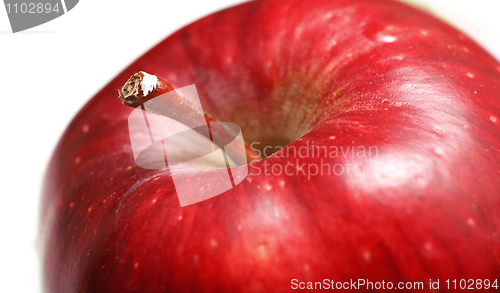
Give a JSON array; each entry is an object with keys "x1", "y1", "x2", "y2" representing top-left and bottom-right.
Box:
[{"x1": 119, "y1": 71, "x2": 262, "y2": 163}]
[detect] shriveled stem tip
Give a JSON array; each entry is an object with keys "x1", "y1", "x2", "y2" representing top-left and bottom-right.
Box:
[{"x1": 119, "y1": 71, "x2": 174, "y2": 107}]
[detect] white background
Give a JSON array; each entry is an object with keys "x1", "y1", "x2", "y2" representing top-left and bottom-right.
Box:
[{"x1": 0, "y1": 0, "x2": 499, "y2": 292}]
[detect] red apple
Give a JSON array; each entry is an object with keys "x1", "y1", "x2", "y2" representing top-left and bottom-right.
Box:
[{"x1": 41, "y1": 0, "x2": 500, "y2": 291}]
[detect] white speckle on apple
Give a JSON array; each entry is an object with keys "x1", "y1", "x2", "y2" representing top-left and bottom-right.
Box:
[
  {"x1": 303, "y1": 264, "x2": 311, "y2": 271},
  {"x1": 257, "y1": 245, "x2": 268, "y2": 258},
  {"x1": 433, "y1": 147, "x2": 444, "y2": 156},
  {"x1": 81, "y1": 124, "x2": 89, "y2": 133},
  {"x1": 265, "y1": 184, "x2": 272, "y2": 191},
  {"x1": 237, "y1": 225, "x2": 242, "y2": 231},
  {"x1": 379, "y1": 35, "x2": 397, "y2": 43},
  {"x1": 294, "y1": 25, "x2": 304, "y2": 38},
  {"x1": 167, "y1": 73, "x2": 177, "y2": 82},
  {"x1": 490, "y1": 116, "x2": 497, "y2": 122},
  {"x1": 327, "y1": 40, "x2": 337, "y2": 50},
  {"x1": 139, "y1": 71, "x2": 158, "y2": 96},
  {"x1": 362, "y1": 251, "x2": 371, "y2": 263},
  {"x1": 133, "y1": 262, "x2": 139, "y2": 269},
  {"x1": 210, "y1": 239, "x2": 218, "y2": 248},
  {"x1": 467, "y1": 73, "x2": 474, "y2": 78},
  {"x1": 467, "y1": 217, "x2": 476, "y2": 226}
]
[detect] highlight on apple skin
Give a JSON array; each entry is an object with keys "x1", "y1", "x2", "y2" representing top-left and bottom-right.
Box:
[{"x1": 40, "y1": 0, "x2": 500, "y2": 292}]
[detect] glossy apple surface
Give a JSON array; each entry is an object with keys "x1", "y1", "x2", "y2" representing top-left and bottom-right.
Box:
[{"x1": 41, "y1": 0, "x2": 500, "y2": 291}]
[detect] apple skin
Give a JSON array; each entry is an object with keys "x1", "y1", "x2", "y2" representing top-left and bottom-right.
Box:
[{"x1": 41, "y1": 0, "x2": 500, "y2": 292}]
